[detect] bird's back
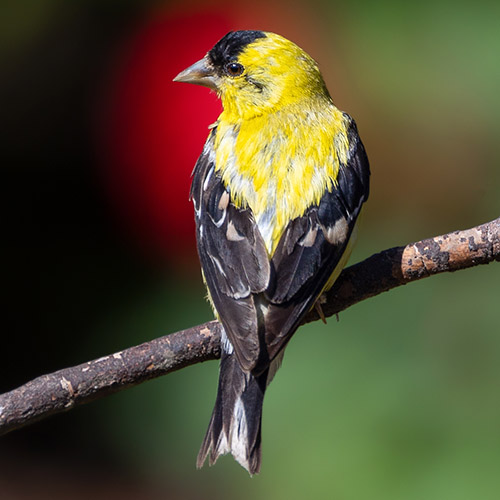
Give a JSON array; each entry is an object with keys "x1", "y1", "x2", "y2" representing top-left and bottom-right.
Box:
[{"x1": 213, "y1": 100, "x2": 352, "y2": 255}]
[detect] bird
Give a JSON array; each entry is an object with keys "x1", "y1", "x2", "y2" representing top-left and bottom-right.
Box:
[{"x1": 174, "y1": 30, "x2": 370, "y2": 475}]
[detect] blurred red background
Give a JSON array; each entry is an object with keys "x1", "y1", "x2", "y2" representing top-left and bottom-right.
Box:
[{"x1": 100, "y1": 1, "x2": 321, "y2": 262}]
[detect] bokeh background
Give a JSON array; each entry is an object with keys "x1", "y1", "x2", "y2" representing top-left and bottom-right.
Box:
[{"x1": 2, "y1": 1, "x2": 499, "y2": 499}]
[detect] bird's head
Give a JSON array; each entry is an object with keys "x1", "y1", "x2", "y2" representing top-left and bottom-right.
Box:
[{"x1": 174, "y1": 31, "x2": 330, "y2": 120}]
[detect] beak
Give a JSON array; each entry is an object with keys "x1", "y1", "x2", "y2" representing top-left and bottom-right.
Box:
[{"x1": 173, "y1": 56, "x2": 218, "y2": 90}]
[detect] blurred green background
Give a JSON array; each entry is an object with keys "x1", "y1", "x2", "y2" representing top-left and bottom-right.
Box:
[{"x1": 1, "y1": 1, "x2": 499, "y2": 499}]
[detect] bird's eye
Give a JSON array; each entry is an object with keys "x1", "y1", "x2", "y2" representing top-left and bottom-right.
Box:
[{"x1": 225, "y1": 62, "x2": 244, "y2": 77}]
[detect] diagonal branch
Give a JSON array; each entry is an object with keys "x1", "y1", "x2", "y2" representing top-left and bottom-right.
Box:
[{"x1": 1, "y1": 217, "x2": 499, "y2": 437}]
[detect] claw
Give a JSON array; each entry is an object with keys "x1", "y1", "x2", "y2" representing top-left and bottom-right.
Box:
[{"x1": 315, "y1": 302, "x2": 327, "y2": 324}]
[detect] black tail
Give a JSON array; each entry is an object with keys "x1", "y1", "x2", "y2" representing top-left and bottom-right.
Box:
[{"x1": 196, "y1": 349, "x2": 268, "y2": 475}]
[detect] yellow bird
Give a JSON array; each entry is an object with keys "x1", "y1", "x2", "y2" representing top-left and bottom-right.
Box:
[{"x1": 174, "y1": 30, "x2": 370, "y2": 474}]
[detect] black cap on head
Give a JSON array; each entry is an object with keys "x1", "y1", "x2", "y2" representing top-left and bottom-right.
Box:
[{"x1": 208, "y1": 30, "x2": 266, "y2": 69}]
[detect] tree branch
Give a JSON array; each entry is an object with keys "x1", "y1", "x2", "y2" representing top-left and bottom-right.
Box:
[{"x1": 1, "y1": 217, "x2": 499, "y2": 437}]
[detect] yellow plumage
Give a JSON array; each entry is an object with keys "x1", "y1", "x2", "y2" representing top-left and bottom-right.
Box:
[
  {"x1": 212, "y1": 33, "x2": 350, "y2": 253},
  {"x1": 214, "y1": 112, "x2": 350, "y2": 253},
  {"x1": 174, "y1": 30, "x2": 370, "y2": 475}
]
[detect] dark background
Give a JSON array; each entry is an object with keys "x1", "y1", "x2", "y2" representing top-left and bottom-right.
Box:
[{"x1": 1, "y1": 1, "x2": 499, "y2": 499}]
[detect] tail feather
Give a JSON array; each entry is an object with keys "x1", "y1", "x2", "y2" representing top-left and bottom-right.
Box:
[{"x1": 197, "y1": 350, "x2": 267, "y2": 475}]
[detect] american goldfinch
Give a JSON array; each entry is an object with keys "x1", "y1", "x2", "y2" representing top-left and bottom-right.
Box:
[{"x1": 174, "y1": 30, "x2": 370, "y2": 474}]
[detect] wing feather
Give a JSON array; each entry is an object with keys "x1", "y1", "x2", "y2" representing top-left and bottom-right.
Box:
[{"x1": 191, "y1": 131, "x2": 271, "y2": 372}]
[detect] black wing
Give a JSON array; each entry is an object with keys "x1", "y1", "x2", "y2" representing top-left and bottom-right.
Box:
[
  {"x1": 190, "y1": 131, "x2": 271, "y2": 372},
  {"x1": 264, "y1": 116, "x2": 370, "y2": 360}
]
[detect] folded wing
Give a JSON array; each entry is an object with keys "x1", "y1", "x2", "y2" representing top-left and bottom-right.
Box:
[{"x1": 190, "y1": 132, "x2": 271, "y2": 372}]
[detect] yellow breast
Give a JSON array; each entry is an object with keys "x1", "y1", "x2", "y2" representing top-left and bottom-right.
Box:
[{"x1": 213, "y1": 100, "x2": 350, "y2": 255}]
